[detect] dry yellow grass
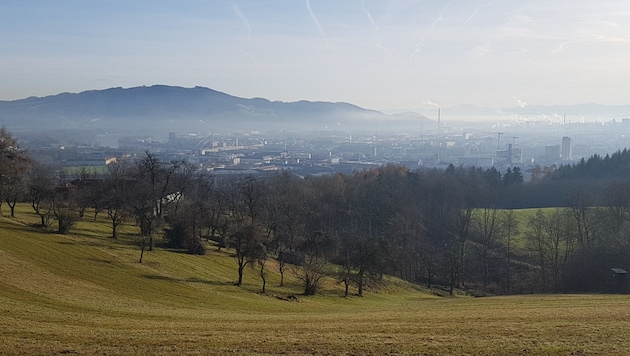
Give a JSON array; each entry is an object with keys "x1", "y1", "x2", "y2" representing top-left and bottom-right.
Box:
[{"x1": 2, "y1": 205, "x2": 630, "y2": 355}]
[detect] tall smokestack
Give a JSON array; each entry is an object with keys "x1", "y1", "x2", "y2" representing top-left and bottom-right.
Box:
[{"x1": 437, "y1": 107, "x2": 441, "y2": 131}]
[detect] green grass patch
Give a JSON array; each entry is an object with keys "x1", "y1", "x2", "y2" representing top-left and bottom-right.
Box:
[
  {"x1": 62, "y1": 166, "x2": 110, "y2": 175},
  {"x1": 498, "y1": 207, "x2": 567, "y2": 250}
]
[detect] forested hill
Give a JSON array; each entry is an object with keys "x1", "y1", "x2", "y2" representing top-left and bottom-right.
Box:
[
  {"x1": 552, "y1": 148, "x2": 630, "y2": 180},
  {"x1": 500, "y1": 148, "x2": 630, "y2": 209},
  {"x1": 0, "y1": 85, "x2": 432, "y2": 133}
]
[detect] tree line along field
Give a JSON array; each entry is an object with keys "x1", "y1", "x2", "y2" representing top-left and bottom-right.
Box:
[
  {"x1": 5, "y1": 121, "x2": 630, "y2": 296},
  {"x1": 15, "y1": 152, "x2": 628, "y2": 296},
  {"x1": 5, "y1": 128, "x2": 630, "y2": 353},
  {"x1": 3, "y1": 205, "x2": 630, "y2": 355}
]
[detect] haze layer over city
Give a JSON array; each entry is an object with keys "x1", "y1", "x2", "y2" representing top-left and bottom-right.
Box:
[
  {"x1": 3, "y1": 1, "x2": 630, "y2": 112},
  {"x1": 3, "y1": 1, "x2": 630, "y2": 178}
]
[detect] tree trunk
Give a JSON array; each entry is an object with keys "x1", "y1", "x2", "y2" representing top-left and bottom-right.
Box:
[
  {"x1": 304, "y1": 276, "x2": 316, "y2": 295},
  {"x1": 506, "y1": 236, "x2": 511, "y2": 294},
  {"x1": 278, "y1": 261, "x2": 285, "y2": 287},
  {"x1": 217, "y1": 235, "x2": 225, "y2": 251},
  {"x1": 449, "y1": 266, "x2": 456, "y2": 296},
  {"x1": 8, "y1": 201, "x2": 16, "y2": 218},
  {"x1": 483, "y1": 250, "x2": 490, "y2": 290},
  {"x1": 237, "y1": 264, "x2": 245, "y2": 286},
  {"x1": 260, "y1": 263, "x2": 266, "y2": 293},
  {"x1": 139, "y1": 238, "x2": 146, "y2": 263},
  {"x1": 357, "y1": 269, "x2": 364, "y2": 296},
  {"x1": 112, "y1": 220, "x2": 118, "y2": 239},
  {"x1": 58, "y1": 220, "x2": 68, "y2": 234}
]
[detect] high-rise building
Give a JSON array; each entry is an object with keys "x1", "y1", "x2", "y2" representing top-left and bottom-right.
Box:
[
  {"x1": 545, "y1": 145, "x2": 560, "y2": 162},
  {"x1": 561, "y1": 136, "x2": 572, "y2": 160}
]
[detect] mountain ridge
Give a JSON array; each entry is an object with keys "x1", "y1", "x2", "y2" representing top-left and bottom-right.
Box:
[
  {"x1": 4, "y1": 85, "x2": 627, "y2": 134},
  {"x1": 0, "y1": 85, "x2": 432, "y2": 133}
]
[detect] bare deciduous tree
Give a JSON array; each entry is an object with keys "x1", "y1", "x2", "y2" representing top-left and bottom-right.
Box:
[
  {"x1": 500, "y1": 210, "x2": 519, "y2": 294},
  {"x1": 28, "y1": 164, "x2": 56, "y2": 227},
  {"x1": 229, "y1": 222, "x2": 266, "y2": 286},
  {"x1": 0, "y1": 127, "x2": 32, "y2": 218}
]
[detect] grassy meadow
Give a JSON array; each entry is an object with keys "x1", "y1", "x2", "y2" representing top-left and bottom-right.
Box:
[{"x1": 2, "y1": 204, "x2": 630, "y2": 355}]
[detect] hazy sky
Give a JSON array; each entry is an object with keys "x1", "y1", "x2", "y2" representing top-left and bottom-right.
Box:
[{"x1": 2, "y1": 0, "x2": 630, "y2": 111}]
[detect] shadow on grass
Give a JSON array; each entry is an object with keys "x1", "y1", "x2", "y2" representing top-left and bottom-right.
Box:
[
  {"x1": 86, "y1": 258, "x2": 116, "y2": 265},
  {"x1": 142, "y1": 274, "x2": 231, "y2": 287},
  {"x1": 74, "y1": 235, "x2": 145, "y2": 250},
  {"x1": 144, "y1": 275, "x2": 178, "y2": 282},
  {"x1": 0, "y1": 222, "x2": 48, "y2": 233},
  {"x1": 160, "y1": 247, "x2": 190, "y2": 254},
  {"x1": 185, "y1": 277, "x2": 232, "y2": 287}
]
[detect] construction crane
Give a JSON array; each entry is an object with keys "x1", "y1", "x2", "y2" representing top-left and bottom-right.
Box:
[
  {"x1": 479, "y1": 131, "x2": 507, "y2": 150},
  {"x1": 497, "y1": 132, "x2": 504, "y2": 150}
]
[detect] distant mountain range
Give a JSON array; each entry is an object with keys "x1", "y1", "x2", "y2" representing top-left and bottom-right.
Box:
[
  {"x1": 2, "y1": 85, "x2": 629, "y2": 135},
  {"x1": 0, "y1": 85, "x2": 433, "y2": 133}
]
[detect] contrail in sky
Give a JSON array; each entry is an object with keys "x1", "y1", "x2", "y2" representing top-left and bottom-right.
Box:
[
  {"x1": 410, "y1": 1, "x2": 452, "y2": 61},
  {"x1": 466, "y1": 6, "x2": 481, "y2": 23},
  {"x1": 237, "y1": 47, "x2": 258, "y2": 64},
  {"x1": 361, "y1": 0, "x2": 390, "y2": 60},
  {"x1": 232, "y1": 4, "x2": 251, "y2": 37},
  {"x1": 431, "y1": 2, "x2": 451, "y2": 31},
  {"x1": 361, "y1": 0, "x2": 377, "y2": 28},
  {"x1": 306, "y1": 0, "x2": 327, "y2": 40}
]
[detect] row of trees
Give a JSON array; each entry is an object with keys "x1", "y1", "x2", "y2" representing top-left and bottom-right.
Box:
[{"x1": 3, "y1": 126, "x2": 630, "y2": 295}]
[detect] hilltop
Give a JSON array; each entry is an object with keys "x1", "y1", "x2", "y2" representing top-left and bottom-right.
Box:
[{"x1": 0, "y1": 85, "x2": 433, "y2": 133}]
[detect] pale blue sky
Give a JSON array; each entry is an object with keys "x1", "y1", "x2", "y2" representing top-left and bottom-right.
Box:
[{"x1": 2, "y1": 0, "x2": 630, "y2": 111}]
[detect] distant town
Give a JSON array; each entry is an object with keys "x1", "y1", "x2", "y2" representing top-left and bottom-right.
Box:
[{"x1": 19, "y1": 115, "x2": 630, "y2": 180}]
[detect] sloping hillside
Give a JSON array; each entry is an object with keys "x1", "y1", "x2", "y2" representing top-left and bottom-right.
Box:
[
  {"x1": 4, "y1": 205, "x2": 630, "y2": 355},
  {"x1": 0, "y1": 204, "x2": 431, "y2": 312}
]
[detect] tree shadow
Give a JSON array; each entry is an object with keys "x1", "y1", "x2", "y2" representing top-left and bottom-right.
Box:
[
  {"x1": 141, "y1": 274, "x2": 229, "y2": 287},
  {"x1": 86, "y1": 258, "x2": 116, "y2": 265},
  {"x1": 143, "y1": 274, "x2": 178, "y2": 282},
  {"x1": 185, "y1": 277, "x2": 231, "y2": 286}
]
